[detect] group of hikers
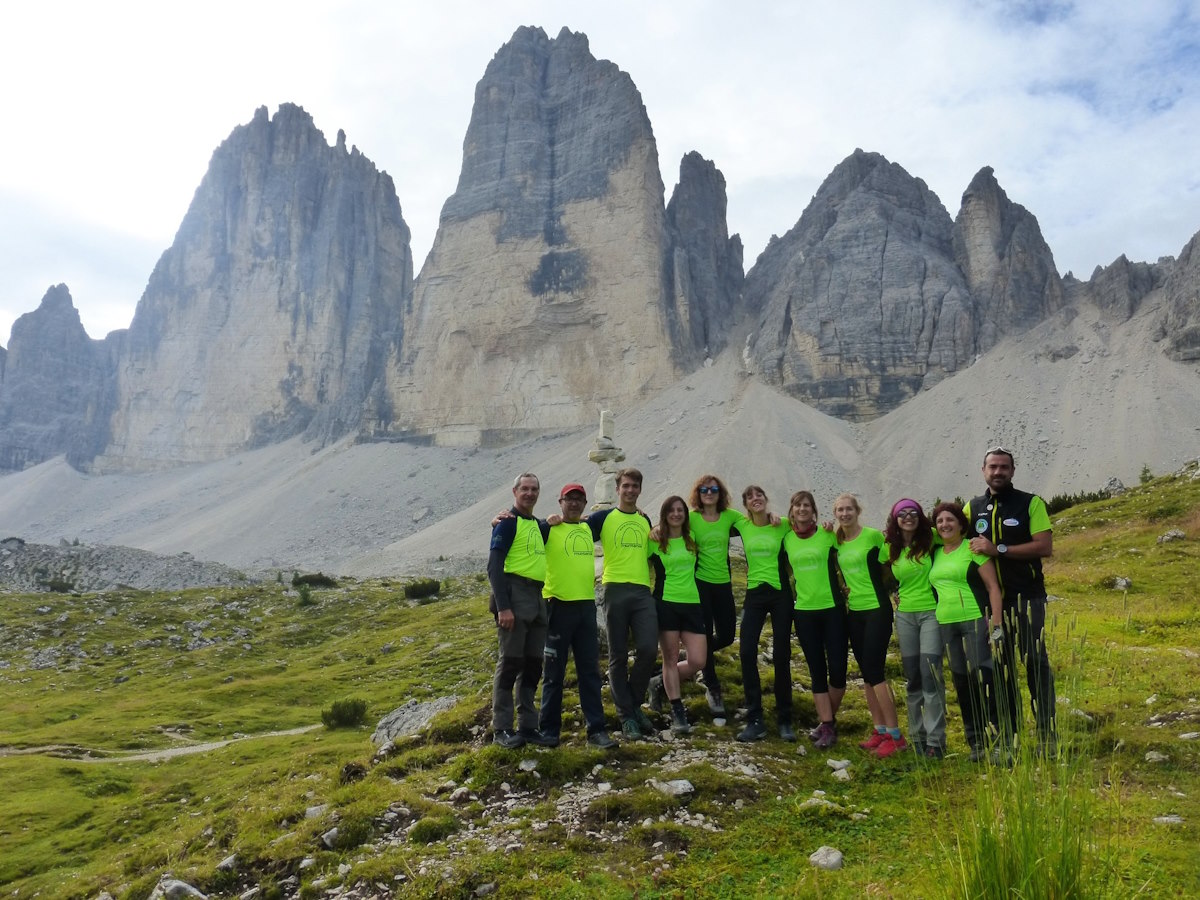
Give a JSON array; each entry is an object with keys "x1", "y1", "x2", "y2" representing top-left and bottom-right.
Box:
[{"x1": 486, "y1": 447, "x2": 1058, "y2": 760}]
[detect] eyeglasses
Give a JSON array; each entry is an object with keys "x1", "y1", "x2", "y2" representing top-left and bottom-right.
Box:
[
  {"x1": 896, "y1": 510, "x2": 920, "y2": 520},
  {"x1": 698, "y1": 486, "x2": 720, "y2": 495}
]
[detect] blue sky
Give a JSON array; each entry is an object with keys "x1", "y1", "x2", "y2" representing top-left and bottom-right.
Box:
[{"x1": 2, "y1": 0, "x2": 1198, "y2": 344}]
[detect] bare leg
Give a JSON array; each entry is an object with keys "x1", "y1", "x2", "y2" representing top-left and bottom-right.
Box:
[
  {"x1": 828, "y1": 686, "x2": 846, "y2": 720},
  {"x1": 863, "y1": 684, "x2": 883, "y2": 727},
  {"x1": 659, "y1": 631, "x2": 682, "y2": 700},
  {"x1": 871, "y1": 681, "x2": 899, "y2": 728},
  {"x1": 676, "y1": 632, "x2": 707, "y2": 682}
]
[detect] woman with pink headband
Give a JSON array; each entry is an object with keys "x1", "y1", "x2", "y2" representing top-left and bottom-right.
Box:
[{"x1": 881, "y1": 498, "x2": 947, "y2": 758}]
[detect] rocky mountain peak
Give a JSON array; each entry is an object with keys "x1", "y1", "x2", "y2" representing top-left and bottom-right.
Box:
[
  {"x1": 1163, "y1": 229, "x2": 1200, "y2": 361},
  {"x1": 92, "y1": 104, "x2": 413, "y2": 471},
  {"x1": 953, "y1": 166, "x2": 1064, "y2": 349},
  {"x1": 0, "y1": 284, "x2": 107, "y2": 472},
  {"x1": 382, "y1": 26, "x2": 706, "y2": 444},
  {"x1": 664, "y1": 151, "x2": 745, "y2": 359},
  {"x1": 741, "y1": 150, "x2": 977, "y2": 420}
]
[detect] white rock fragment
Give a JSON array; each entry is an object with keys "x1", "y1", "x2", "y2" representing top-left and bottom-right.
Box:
[
  {"x1": 1153, "y1": 815, "x2": 1184, "y2": 825},
  {"x1": 809, "y1": 846, "x2": 844, "y2": 870},
  {"x1": 1145, "y1": 751, "x2": 1169, "y2": 763},
  {"x1": 648, "y1": 778, "x2": 695, "y2": 797},
  {"x1": 826, "y1": 758, "x2": 851, "y2": 771}
]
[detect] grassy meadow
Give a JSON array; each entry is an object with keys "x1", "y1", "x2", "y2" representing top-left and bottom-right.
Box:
[{"x1": 1, "y1": 470, "x2": 1198, "y2": 898}]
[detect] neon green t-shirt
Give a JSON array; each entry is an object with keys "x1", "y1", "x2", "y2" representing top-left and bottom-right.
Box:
[
  {"x1": 595, "y1": 508, "x2": 652, "y2": 587},
  {"x1": 650, "y1": 537, "x2": 701, "y2": 604},
  {"x1": 836, "y1": 527, "x2": 886, "y2": 612},
  {"x1": 929, "y1": 541, "x2": 990, "y2": 624},
  {"x1": 734, "y1": 520, "x2": 789, "y2": 590},
  {"x1": 689, "y1": 508, "x2": 747, "y2": 584},
  {"x1": 543, "y1": 522, "x2": 596, "y2": 601},
  {"x1": 885, "y1": 542, "x2": 937, "y2": 613},
  {"x1": 784, "y1": 528, "x2": 840, "y2": 611},
  {"x1": 502, "y1": 515, "x2": 547, "y2": 582}
]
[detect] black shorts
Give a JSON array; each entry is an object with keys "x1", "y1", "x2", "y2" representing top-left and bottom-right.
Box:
[{"x1": 656, "y1": 598, "x2": 706, "y2": 634}]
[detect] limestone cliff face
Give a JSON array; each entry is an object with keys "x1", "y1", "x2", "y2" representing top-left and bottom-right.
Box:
[
  {"x1": 1163, "y1": 229, "x2": 1200, "y2": 362},
  {"x1": 93, "y1": 105, "x2": 412, "y2": 471},
  {"x1": 664, "y1": 152, "x2": 745, "y2": 359},
  {"x1": 383, "y1": 27, "x2": 703, "y2": 444},
  {"x1": 953, "y1": 167, "x2": 1064, "y2": 348},
  {"x1": 1064, "y1": 254, "x2": 1168, "y2": 321},
  {"x1": 741, "y1": 150, "x2": 977, "y2": 420},
  {"x1": 0, "y1": 285, "x2": 108, "y2": 471}
]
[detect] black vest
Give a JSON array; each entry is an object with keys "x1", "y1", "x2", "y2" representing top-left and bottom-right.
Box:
[{"x1": 966, "y1": 486, "x2": 1048, "y2": 601}]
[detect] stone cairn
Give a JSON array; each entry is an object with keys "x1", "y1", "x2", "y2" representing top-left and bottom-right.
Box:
[{"x1": 587, "y1": 410, "x2": 625, "y2": 510}]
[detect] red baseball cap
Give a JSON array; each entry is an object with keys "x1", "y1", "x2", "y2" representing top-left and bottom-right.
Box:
[{"x1": 559, "y1": 483, "x2": 587, "y2": 500}]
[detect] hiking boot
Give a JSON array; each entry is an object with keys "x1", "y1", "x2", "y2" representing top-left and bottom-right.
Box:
[
  {"x1": 622, "y1": 718, "x2": 643, "y2": 740},
  {"x1": 1036, "y1": 736, "x2": 1059, "y2": 760},
  {"x1": 634, "y1": 708, "x2": 658, "y2": 737},
  {"x1": 519, "y1": 728, "x2": 559, "y2": 748},
  {"x1": 587, "y1": 730, "x2": 618, "y2": 750},
  {"x1": 648, "y1": 675, "x2": 667, "y2": 714},
  {"x1": 859, "y1": 731, "x2": 887, "y2": 751},
  {"x1": 813, "y1": 722, "x2": 838, "y2": 750},
  {"x1": 705, "y1": 685, "x2": 726, "y2": 716},
  {"x1": 737, "y1": 720, "x2": 767, "y2": 742},
  {"x1": 875, "y1": 735, "x2": 908, "y2": 758},
  {"x1": 779, "y1": 722, "x2": 797, "y2": 742},
  {"x1": 925, "y1": 745, "x2": 945, "y2": 760},
  {"x1": 493, "y1": 729, "x2": 525, "y2": 750},
  {"x1": 671, "y1": 707, "x2": 693, "y2": 736},
  {"x1": 968, "y1": 744, "x2": 987, "y2": 762}
]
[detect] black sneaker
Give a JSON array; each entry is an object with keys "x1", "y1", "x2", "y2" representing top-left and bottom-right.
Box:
[
  {"x1": 493, "y1": 729, "x2": 525, "y2": 749},
  {"x1": 520, "y1": 728, "x2": 559, "y2": 748},
  {"x1": 778, "y1": 723, "x2": 797, "y2": 742},
  {"x1": 671, "y1": 708, "x2": 693, "y2": 736},
  {"x1": 737, "y1": 720, "x2": 767, "y2": 742},
  {"x1": 587, "y1": 730, "x2": 618, "y2": 750},
  {"x1": 648, "y1": 675, "x2": 667, "y2": 714},
  {"x1": 634, "y1": 708, "x2": 658, "y2": 737}
]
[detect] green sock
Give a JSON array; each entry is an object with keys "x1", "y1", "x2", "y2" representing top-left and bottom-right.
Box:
[{"x1": 887, "y1": 727, "x2": 902, "y2": 739}]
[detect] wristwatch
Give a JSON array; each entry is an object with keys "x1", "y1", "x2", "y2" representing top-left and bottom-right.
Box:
[{"x1": 996, "y1": 543, "x2": 1008, "y2": 555}]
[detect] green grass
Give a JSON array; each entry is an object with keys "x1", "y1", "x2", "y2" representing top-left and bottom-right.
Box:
[{"x1": 1, "y1": 472, "x2": 1199, "y2": 897}]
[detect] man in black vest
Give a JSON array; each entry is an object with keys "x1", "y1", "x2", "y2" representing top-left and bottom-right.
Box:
[{"x1": 966, "y1": 447, "x2": 1057, "y2": 756}]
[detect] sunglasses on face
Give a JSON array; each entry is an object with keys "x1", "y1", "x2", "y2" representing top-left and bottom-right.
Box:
[
  {"x1": 698, "y1": 486, "x2": 720, "y2": 495},
  {"x1": 896, "y1": 510, "x2": 920, "y2": 520}
]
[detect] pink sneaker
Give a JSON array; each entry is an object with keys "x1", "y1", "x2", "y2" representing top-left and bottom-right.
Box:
[
  {"x1": 859, "y1": 731, "x2": 887, "y2": 750},
  {"x1": 875, "y1": 735, "x2": 908, "y2": 758}
]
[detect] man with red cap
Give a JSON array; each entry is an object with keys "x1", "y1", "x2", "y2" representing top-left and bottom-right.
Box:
[{"x1": 536, "y1": 483, "x2": 617, "y2": 749}]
